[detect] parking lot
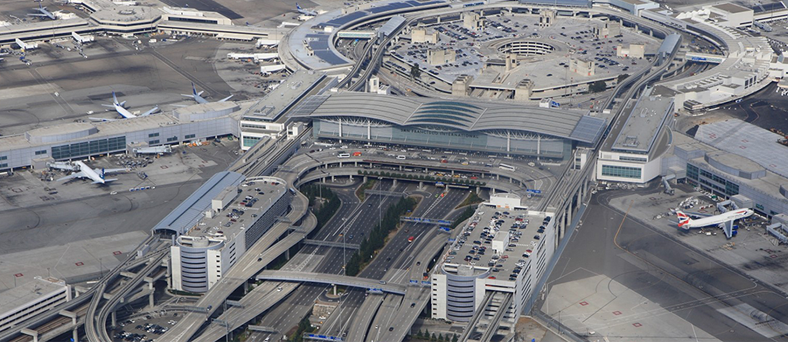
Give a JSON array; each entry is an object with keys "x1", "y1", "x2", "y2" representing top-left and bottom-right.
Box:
[{"x1": 388, "y1": 11, "x2": 660, "y2": 103}]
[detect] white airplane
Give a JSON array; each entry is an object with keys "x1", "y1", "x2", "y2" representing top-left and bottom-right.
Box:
[
  {"x1": 260, "y1": 64, "x2": 286, "y2": 76},
  {"x1": 256, "y1": 39, "x2": 279, "y2": 48},
  {"x1": 28, "y1": 3, "x2": 56, "y2": 20},
  {"x1": 677, "y1": 208, "x2": 754, "y2": 239},
  {"x1": 296, "y1": 3, "x2": 318, "y2": 16},
  {"x1": 182, "y1": 83, "x2": 233, "y2": 104},
  {"x1": 56, "y1": 161, "x2": 127, "y2": 184},
  {"x1": 91, "y1": 92, "x2": 158, "y2": 121}
]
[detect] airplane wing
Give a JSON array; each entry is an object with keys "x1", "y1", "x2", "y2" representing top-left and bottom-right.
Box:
[
  {"x1": 93, "y1": 168, "x2": 127, "y2": 175},
  {"x1": 140, "y1": 106, "x2": 159, "y2": 116},
  {"x1": 27, "y1": 13, "x2": 48, "y2": 17},
  {"x1": 218, "y1": 95, "x2": 233, "y2": 102},
  {"x1": 720, "y1": 220, "x2": 736, "y2": 239},
  {"x1": 57, "y1": 172, "x2": 85, "y2": 182},
  {"x1": 89, "y1": 117, "x2": 117, "y2": 122}
]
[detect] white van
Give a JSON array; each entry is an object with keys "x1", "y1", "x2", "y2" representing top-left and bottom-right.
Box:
[
  {"x1": 338, "y1": 153, "x2": 350, "y2": 158},
  {"x1": 396, "y1": 155, "x2": 406, "y2": 160}
]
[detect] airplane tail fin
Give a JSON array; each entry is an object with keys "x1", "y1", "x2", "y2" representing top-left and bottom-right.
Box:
[
  {"x1": 192, "y1": 82, "x2": 198, "y2": 96},
  {"x1": 101, "y1": 168, "x2": 105, "y2": 179},
  {"x1": 677, "y1": 210, "x2": 691, "y2": 228},
  {"x1": 112, "y1": 91, "x2": 118, "y2": 104},
  {"x1": 297, "y1": 3, "x2": 302, "y2": 10}
]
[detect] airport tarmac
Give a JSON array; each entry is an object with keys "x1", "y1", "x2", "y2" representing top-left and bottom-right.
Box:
[
  {"x1": 0, "y1": 141, "x2": 238, "y2": 291},
  {"x1": 0, "y1": 37, "x2": 239, "y2": 135},
  {"x1": 607, "y1": 184, "x2": 788, "y2": 293},
  {"x1": 544, "y1": 184, "x2": 788, "y2": 342}
]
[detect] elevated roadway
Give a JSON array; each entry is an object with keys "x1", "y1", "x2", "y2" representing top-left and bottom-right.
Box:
[{"x1": 255, "y1": 271, "x2": 407, "y2": 295}]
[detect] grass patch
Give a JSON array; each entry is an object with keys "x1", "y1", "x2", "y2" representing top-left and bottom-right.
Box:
[
  {"x1": 355, "y1": 179, "x2": 377, "y2": 201},
  {"x1": 455, "y1": 191, "x2": 483, "y2": 209}
]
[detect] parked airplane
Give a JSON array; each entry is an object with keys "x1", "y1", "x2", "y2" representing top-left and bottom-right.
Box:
[
  {"x1": 28, "y1": 3, "x2": 56, "y2": 20},
  {"x1": 296, "y1": 3, "x2": 318, "y2": 16},
  {"x1": 676, "y1": 208, "x2": 754, "y2": 239},
  {"x1": 56, "y1": 161, "x2": 127, "y2": 184},
  {"x1": 91, "y1": 92, "x2": 158, "y2": 121},
  {"x1": 182, "y1": 83, "x2": 233, "y2": 104},
  {"x1": 260, "y1": 64, "x2": 286, "y2": 76}
]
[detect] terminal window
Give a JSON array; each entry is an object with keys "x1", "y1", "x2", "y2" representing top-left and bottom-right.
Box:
[
  {"x1": 0, "y1": 163, "x2": 6, "y2": 169},
  {"x1": 35, "y1": 150, "x2": 47, "y2": 155},
  {"x1": 52, "y1": 136, "x2": 126, "y2": 160},
  {"x1": 149, "y1": 140, "x2": 160, "y2": 145},
  {"x1": 149, "y1": 133, "x2": 160, "y2": 138},
  {"x1": 0, "y1": 156, "x2": 6, "y2": 161},
  {"x1": 167, "y1": 136, "x2": 178, "y2": 142},
  {"x1": 243, "y1": 136, "x2": 262, "y2": 148},
  {"x1": 601, "y1": 165, "x2": 641, "y2": 179},
  {"x1": 185, "y1": 134, "x2": 196, "y2": 139}
]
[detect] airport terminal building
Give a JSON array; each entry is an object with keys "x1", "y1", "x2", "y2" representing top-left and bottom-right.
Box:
[
  {"x1": 293, "y1": 93, "x2": 606, "y2": 161},
  {"x1": 153, "y1": 172, "x2": 291, "y2": 293}
]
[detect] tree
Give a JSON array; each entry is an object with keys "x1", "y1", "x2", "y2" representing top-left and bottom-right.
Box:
[
  {"x1": 589, "y1": 80, "x2": 607, "y2": 93},
  {"x1": 452, "y1": 334, "x2": 459, "y2": 342},
  {"x1": 618, "y1": 73, "x2": 629, "y2": 82},
  {"x1": 431, "y1": 333, "x2": 438, "y2": 341},
  {"x1": 438, "y1": 333, "x2": 444, "y2": 341},
  {"x1": 411, "y1": 63, "x2": 422, "y2": 80}
]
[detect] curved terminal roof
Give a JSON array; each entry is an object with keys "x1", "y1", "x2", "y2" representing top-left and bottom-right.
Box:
[{"x1": 295, "y1": 93, "x2": 605, "y2": 143}]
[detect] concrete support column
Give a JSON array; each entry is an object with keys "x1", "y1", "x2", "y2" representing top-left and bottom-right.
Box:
[
  {"x1": 476, "y1": 186, "x2": 480, "y2": 194},
  {"x1": 399, "y1": 165, "x2": 403, "y2": 171},
  {"x1": 354, "y1": 161, "x2": 358, "y2": 167},
  {"x1": 331, "y1": 175, "x2": 336, "y2": 182},
  {"x1": 322, "y1": 177, "x2": 326, "y2": 183},
  {"x1": 349, "y1": 175, "x2": 353, "y2": 181},
  {"x1": 496, "y1": 174, "x2": 499, "y2": 180},
  {"x1": 21, "y1": 328, "x2": 38, "y2": 342},
  {"x1": 560, "y1": 211, "x2": 566, "y2": 240},
  {"x1": 333, "y1": 284, "x2": 337, "y2": 296},
  {"x1": 451, "y1": 170, "x2": 455, "y2": 175},
  {"x1": 149, "y1": 289, "x2": 155, "y2": 308},
  {"x1": 537, "y1": 136, "x2": 541, "y2": 161},
  {"x1": 363, "y1": 176, "x2": 368, "y2": 183},
  {"x1": 393, "y1": 179, "x2": 397, "y2": 186},
  {"x1": 286, "y1": 248, "x2": 290, "y2": 260},
  {"x1": 111, "y1": 310, "x2": 117, "y2": 328},
  {"x1": 339, "y1": 161, "x2": 342, "y2": 168},
  {"x1": 73, "y1": 328, "x2": 79, "y2": 342},
  {"x1": 437, "y1": 16, "x2": 441, "y2": 23},
  {"x1": 419, "y1": 181, "x2": 424, "y2": 190}
]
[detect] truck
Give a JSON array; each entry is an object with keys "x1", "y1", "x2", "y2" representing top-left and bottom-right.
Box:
[{"x1": 408, "y1": 236, "x2": 415, "y2": 243}]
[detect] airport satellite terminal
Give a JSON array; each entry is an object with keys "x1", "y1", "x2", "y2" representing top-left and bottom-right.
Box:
[{"x1": 1, "y1": 0, "x2": 788, "y2": 341}]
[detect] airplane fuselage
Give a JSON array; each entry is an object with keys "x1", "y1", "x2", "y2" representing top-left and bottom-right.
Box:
[
  {"x1": 679, "y1": 209, "x2": 753, "y2": 229},
  {"x1": 75, "y1": 161, "x2": 106, "y2": 183}
]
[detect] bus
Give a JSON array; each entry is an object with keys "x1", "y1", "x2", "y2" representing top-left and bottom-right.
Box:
[
  {"x1": 499, "y1": 163, "x2": 516, "y2": 172},
  {"x1": 435, "y1": 181, "x2": 445, "y2": 188}
]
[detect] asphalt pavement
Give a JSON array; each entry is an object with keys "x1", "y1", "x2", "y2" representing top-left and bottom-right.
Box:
[{"x1": 541, "y1": 187, "x2": 788, "y2": 342}]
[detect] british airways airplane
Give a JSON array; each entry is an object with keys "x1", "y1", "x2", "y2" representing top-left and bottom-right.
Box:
[{"x1": 677, "y1": 208, "x2": 754, "y2": 239}]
